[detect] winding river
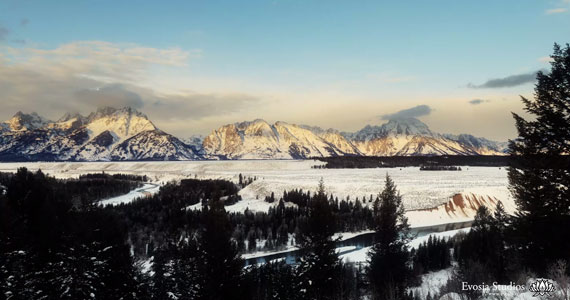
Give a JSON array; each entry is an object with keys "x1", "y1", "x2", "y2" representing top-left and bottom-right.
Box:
[{"x1": 244, "y1": 220, "x2": 472, "y2": 266}]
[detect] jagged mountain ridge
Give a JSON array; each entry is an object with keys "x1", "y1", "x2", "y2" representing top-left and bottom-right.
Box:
[
  {"x1": 0, "y1": 107, "x2": 200, "y2": 161},
  {"x1": 0, "y1": 107, "x2": 507, "y2": 161},
  {"x1": 203, "y1": 118, "x2": 508, "y2": 159},
  {"x1": 203, "y1": 119, "x2": 360, "y2": 159}
]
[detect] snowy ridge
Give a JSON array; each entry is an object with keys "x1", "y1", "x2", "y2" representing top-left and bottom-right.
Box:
[
  {"x1": 0, "y1": 107, "x2": 507, "y2": 161},
  {"x1": 204, "y1": 117, "x2": 507, "y2": 159},
  {"x1": 203, "y1": 119, "x2": 359, "y2": 159},
  {"x1": 2, "y1": 112, "x2": 50, "y2": 132},
  {"x1": 0, "y1": 107, "x2": 200, "y2": 161}
]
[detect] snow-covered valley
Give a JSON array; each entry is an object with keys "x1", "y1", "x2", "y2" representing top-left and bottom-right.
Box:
[{"x1": 0, "y1": 160, "x2": 514, "y2": 227}]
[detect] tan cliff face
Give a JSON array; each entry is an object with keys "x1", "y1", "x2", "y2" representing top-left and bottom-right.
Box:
[
  {"x1": 203, "y1": 124, "x2": 244, "y2": 157},
  {"x1": 405, "y1": 192, "x2": 516, "y2": 228}
]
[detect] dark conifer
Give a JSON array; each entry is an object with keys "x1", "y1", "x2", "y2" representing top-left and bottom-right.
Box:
[
  {"x1": 367, "y1": 174, "x2": 412, "y2": 300},
  {"x1": 196, "y1": 198, "x2": 244, "y2": 300},
  {"x1": 508, "y1": 43, "x2": 570, "y2": 273},
  {"x1": 297, "y1": 178, "x2": 342, "y2": 300}
]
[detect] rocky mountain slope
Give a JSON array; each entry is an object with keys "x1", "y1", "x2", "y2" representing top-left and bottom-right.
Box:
[
  {"x1": 202, "y1": 120, "x2": 360, "y2": 159},
  {"x1": 0, "y1": 107, "x2": 200, "y2": 161},
  {"x1": 0, "y1": 107, "x2": 507, "y2": 161},
  {"x1": 203, "y1": 118, "x2": 507, "y2": 159}
]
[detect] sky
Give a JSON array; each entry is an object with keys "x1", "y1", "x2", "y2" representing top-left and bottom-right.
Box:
[{"x1": 1, "y1": 0, "x2": 569, "y2": 141}]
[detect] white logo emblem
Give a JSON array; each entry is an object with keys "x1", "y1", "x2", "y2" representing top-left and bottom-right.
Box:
[{"x1": 528, "y1": 278, "x2": 556, "y2": 297}]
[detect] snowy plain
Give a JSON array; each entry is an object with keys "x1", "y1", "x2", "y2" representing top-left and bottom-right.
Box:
[{"x1": 0, "y1": 160, "x2": 512, "y2": 212}]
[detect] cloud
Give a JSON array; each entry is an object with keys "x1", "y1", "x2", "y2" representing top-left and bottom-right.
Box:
[
  {"x1": 4, "y1": 41, "x2": 199, "y2": 83},
  {"x1": 546, "y1": 8, "x2": 567, "y2": 14},
  {"x1": 149, "y1": 93, "x2": 260, "y2": 120},
  {"x1": 0, "y1": 41, "x2": 260, "y2": 136},
  {"x1": 74, "y1": 84, "x2": 144, "y2": 109},
  {"x1": 20, "y1": 19, "x2": 29, "y2": 27},
  {"x1": 467, "y1": 71, "x2": 540, "y2": 89},
  {"x1": 468, "y1": 99, "x2": 490, "y2": 105},
  {"x1": 380, "y1": 105, "x2": 432, "y2": 120}
]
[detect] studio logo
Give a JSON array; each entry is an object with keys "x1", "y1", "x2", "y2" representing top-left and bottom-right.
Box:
[{"x1": 528, "y1": 278, "x2": 556, "y2": 297}]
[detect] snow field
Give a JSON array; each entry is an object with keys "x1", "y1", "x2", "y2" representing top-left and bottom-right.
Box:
[{"x1": 0, "y1": 160, "x2": 510, "y2": 212}]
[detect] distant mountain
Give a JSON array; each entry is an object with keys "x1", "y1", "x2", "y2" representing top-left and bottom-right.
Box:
[
  {"x1": 0, "y1": 107, "x2": 201, "y2": 161},
  {"x1": 203, "y1": 119, "x2": 360, "y2": 159},
  {"x1": 1, "y1": 111, "x2": 50, "y2": 132},
  {"x1": 183, "y1": 134, "x2": 206, "y2": 155},
  {"x1": 344, "y1": 118, "x2": 506, "y2": 156},
  {"x1": 0, "y1": 108, "x2": 508, "y2": 161},
  {"x1": 203, "y1": 118, "x2": 507, "y2": 159}
]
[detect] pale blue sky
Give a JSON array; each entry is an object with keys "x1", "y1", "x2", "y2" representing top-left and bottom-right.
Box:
[{"x1": 0, "y1": 0, "x2": 569, "y2": 139}]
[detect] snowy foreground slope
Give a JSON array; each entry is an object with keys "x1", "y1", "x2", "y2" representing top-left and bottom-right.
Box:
[{"x1": 0, "y1": 160, "x2": 514, "y2": 227}]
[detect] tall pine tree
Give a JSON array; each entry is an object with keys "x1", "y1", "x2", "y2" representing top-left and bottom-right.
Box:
[
  {"x1": 297, "y1": 178, "x2": 342, "y2": 300},
  {"x1": 508, "y1": 43, "x2": 570, "y2": 274},
  {"x1": 196, "y1": 198, "x2": 245, "y2": 300},
  {"x1": 367, "y1": 175, "x2": 412, "y2": 300}
]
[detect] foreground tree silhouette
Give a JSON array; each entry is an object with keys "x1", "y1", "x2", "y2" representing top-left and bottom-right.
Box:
[
  {"x1": 367, "y1": 175, "x2": 412, "y2": 300},
  {"x1": 196, "y1": 198, "x2": 245, "y2": 300},
  {"x1": 508, "y1": 43, "x2": 570, "y2": 274},
  {"x1": 297, "y1": 178, "x2": 342, "y2": 300},
  {"x1": 0, "y1": 168, "x2": 143, "y2": 299}
]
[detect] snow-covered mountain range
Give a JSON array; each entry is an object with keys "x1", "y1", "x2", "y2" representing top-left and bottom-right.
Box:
[
  {"x1": 202, "y1": 118, "x2": 507, "y2": 159},
  {"x1": 0, "y1": 107, "x2": 507, "y2": 161},
  {"x1": 0, "y1": 107, "x2": 200, "y2": 161}
]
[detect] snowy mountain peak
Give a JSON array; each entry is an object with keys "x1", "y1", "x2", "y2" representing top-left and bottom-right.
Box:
[
  {"x1": 204, "y1": 117, "x2": 507, "y2": 159},
  {"x1": 84, "y1": 106, "x2": 156, "y2": 141},
  {"x1": 58, "y1": 112, "x2": 85, "y2": 123},
  {"x1": 0, "y1": 108, "x2": 507, "y2": 161},
  {"x1": 204, "y1": 119, "x2": 362, "y2": 159},
  {"x1": 382, "y1": 118, "x2": 433, "y2": 136},
  {"x1": 87, "y1": 106, "x2": 148, "y2": 121},
  {"x1": 0, "y1": 107, "x2": 200, "y2": 161},
  {"x1": 3, "y1": 111, "x2": 50, "y2": 131}
]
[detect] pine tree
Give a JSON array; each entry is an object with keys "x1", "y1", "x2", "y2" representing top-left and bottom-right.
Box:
[
  {"x1": 508, "y1": 43, "x2": 570, "y2": 274},
  {"x1": 196, "y1": 198, "x2": 245, "y2": 300},
  {"x1": 297, "y1": 178, "x2": 341, "y2": 300},
  {"x1": 367, "y1": 174, "x2": 412, "y2": 300},
  {"x1": 491, "y1": 201, "x2": 508, "y2": 282}
]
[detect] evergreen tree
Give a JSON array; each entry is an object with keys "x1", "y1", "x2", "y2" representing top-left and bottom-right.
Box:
[
  {"x1": 454, "y1": 204, "x2": 513, "y2": 285},
  {"x1": 196, "y1": 198, "x2": 245, "y2": 300},
  {"x1": 491, "y1": 201, "x2": 508, "y2": 282},
  {"x1": 367, "y1": 174, "x2": 412, "y2": 300},
  {"x1": 508, "y1": 43, "x2": 570, "y2": 274},
  {"x1": 297, "y1": 178, "x2": 342, "y2": 300}
]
